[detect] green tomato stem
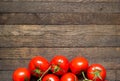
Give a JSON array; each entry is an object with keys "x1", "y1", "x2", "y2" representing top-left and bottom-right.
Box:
[
  {"x1": 37, "y1": 66, "x2": 51, "y2": 81},
  {"x1": 82, "y1": 71, "x2": 87, "y2": 80},
  {"x1": 82, "y1": 71, "x2": 92, "y2": 81}
]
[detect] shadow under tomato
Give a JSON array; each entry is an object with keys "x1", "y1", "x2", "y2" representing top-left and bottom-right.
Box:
[{"x1": 30, "y1": 75, "x2": 39, "y2": 81}]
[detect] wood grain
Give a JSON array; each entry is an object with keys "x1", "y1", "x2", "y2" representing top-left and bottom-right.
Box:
[
  {"x1": 117, "y1": 70, "x2": 120, "y2": 80},
  {"x1": 0, "y1": 59, "x2": 119, "y2": 70},
  {"x1": 0, "y1": 48, "x2": 120, "y2": 70},
  {"x1": 0, "y1": 13, "x2": 120, "y2": 25},
  {"x1": 0, "y1": 48, "x2": 120, "y2": 59},
  {"x1": 0, "y1": 25, "x2": 119, "y2": 47},
  {"x1": 0, "y1": 35, "x2": 119, "y2": 47},
  {"x1": 0, "y1": 70, "x2": 116, "y2": 81},
  {"x1": 0, "y1": 25, "x2": 119, "y2": 36},
  {"x1": 0, "y1": 2, "x2": 120, "y2": 13},
  {"x1": 1, "y1": 0, "x2": 120, "y2": 2}
]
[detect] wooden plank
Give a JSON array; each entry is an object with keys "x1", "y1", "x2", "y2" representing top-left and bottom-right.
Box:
[
  {"x1": 0, "y1": 48, "x2": 120, "y2": 70},
  {"x1": 0, "y1": 25, "x2": 119, "y2": 36},
  {"x1": 0, "y1": 71, "x2": 13, "y2": 80},
  {"x1": 0, "y1": 13, "x2": 120, "y2": 25},
  {"x1": 0, "y1": 35, "x2": 119, "y2": 47},
  {"x1": 0, "y1": 70, "x2": 116, "y2": 81},
  {"x1": 0, "y1": 2, "x2": 120, "y2": 13},
  {"x1": 0, "y1": 0, "x2": 120, "y2": 2},
  {"x1": 116, "y1": 70, "x2": 120, "y2": 81},
  {"x1": 0, "y1": 48, "x2": 120, "y2": 59},
  {"x1": 116, "y1": 70, "x2": 120, "y2": 80},
  {"x1": 0, "y1": 58, "x2": 119, "y2": 70}
]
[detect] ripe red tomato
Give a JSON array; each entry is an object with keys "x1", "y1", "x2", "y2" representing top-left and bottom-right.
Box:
[
  {"x1": 28, "y1": 56, "x2": 50, "y2": 77},
  {"x1": 60, "y1": 73, "x2": 78, "y2": 81},
  {"x1": 42, "y1": 74, "x2": 60, "y2": 81},
  {"x1": 12, "y1": 68, "x2": 30, "y2": 81},
  {"x1": 50, "y1": 55, "x2": 69, "y2": 75},
  {"x1": 87, "y1": 64, "x2": 106, "y2": 81},
  {"x1": 70, "y1": 57, "x2": 89, "y2": 74}
]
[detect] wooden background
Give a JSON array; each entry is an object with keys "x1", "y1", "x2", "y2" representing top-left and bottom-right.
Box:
[{"x1": 0, "y1": 0, "x2": 120, "y2": 81}]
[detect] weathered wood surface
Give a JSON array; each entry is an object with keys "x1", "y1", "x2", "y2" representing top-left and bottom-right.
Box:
[
  {"x1": 1, "y1": 0, "x2": 120, "y2": 2},
  {"x1": 0, "y1": 25, "x2": 120, "y2": 36},
  {"x1": 0, "y1": 2, "x2": 120, "y2": 13},
  {"x1": 0, "y1": 48, "x2": 120, "y2": 70},
  {"x1": 0, "y1": 48, "x2": 120, "y2": 59},
  {"x1": 0, "y1": 13, "x2": 120, "y2": 25},
  {"x1": 0, "y1": 25, "x2": 119, "y2": 47}
]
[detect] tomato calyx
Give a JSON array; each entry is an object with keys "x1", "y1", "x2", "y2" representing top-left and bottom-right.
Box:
[
  {"x1": 53, "y1": 64, "x2": 61, "y2": 73},
  {"x1": 33, "y1": 68, "x2": 43, "y2": 75},
  {"x1": 91, "y1": 69, "x2": 102, "y2": 81},
  {"x1": 82, "y1": 72, "x2": 92, "y2": 81},
  {"x1": 52, "y1": 62, "x2": 61, "y2": 73}
]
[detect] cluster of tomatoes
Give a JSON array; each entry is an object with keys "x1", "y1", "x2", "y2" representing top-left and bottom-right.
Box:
[{"x1": 12, "y1": 55, "x2": 107, "y2": 81}]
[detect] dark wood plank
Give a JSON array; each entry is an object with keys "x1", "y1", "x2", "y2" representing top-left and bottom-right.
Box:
[
  {"x1": 0, "y1": 70, "x2": 116, "y2": 81},
  {"x1": 0, "y1": 48, "x2": 120, "y2": 59},
  {"x1": 0, "y1": 25, "x2": 119, "y2": 36},
  {"x1": 0, "y1": 2, "x2": 120, "y2": 13},
  {"x1": 0, "y1": 13, "x2": 120, "y2": 25},
  {"x1": 0, "y1": 48, "x2": 120, "y2": 70},
  {"x1": 0, "y1": 35, "x2": 119, "y2": 47},
  {"x1": 0, "y1": 0, "x2": 120, "y2": 2},
  {"x1": 0, "y1": 58, "x2": 119, "y2": 70},
  {"x1": 116, "y1": 70, "x2": 120, "y2": 80}
]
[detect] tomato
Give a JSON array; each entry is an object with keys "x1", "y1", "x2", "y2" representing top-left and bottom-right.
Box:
[
  {"x1": 42, "y1": 74, "x2": 60, "y2": 81},
  {"x1": 28, "y1": 56, "x2": 50, "y2": 77},
  {"x1": 87, "y1": 64, "x2": 106, "y2": 81},
  {"x1": 70, "y1": 57, "x2": 89, "y2": 74},
  {"x1": 12, "y1": 68, "x2": 30, "y2": 81},
  {"x1": 60, "y1": 73, "x2": 78, "y2": 81},
  {"x1": 50, "y1": 55, "x2": 69, "y2": 75}
]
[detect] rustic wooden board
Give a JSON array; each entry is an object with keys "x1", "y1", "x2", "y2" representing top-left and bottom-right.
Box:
[
  {"x1": 0, "y1": 2, "x2": 120, "y2": 13},
  {"x1": 0, "y1": 34, "x2": 120, "y2": 47},
  {"x1": 0, "y1": 48, "x2": 120, "y2": 70},
  {"x1": 0, "y1": 70, "x2": 116, "y2": 81},
  {"x1": 0, "y1": 13, "x2": 120, "y2": 25},
  {"x1": 1, "y1": 57, "x2": 120, "y2": 70},
  {"x1": 0, "y1": 25, "x2": 119, "y2": 36},
  {"x1": 0, "y1": 25, "x2": 119, "y2": 47},
  {"x1": 0, "y1": 48, "x2": 119, "y2": 59},
  {"x1": 1, "y1": 0, "x2": 120, "y2": 2},
  {"x1": 117, "y1": 70, "x2": 120, "y2": 80},
  {"x1": 0, "y1": 25, "x2": 118, "y2": 35}
]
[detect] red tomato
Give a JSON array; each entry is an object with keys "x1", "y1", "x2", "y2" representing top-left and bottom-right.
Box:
[
  {"x1": 12, "y1": 68, "x2": 30, "y2": 81},
  {"x1": 42, "y1": 74, "x2": 60, "y2": 81},
  {"x1": 87, "y1": 64, "x2": 106, "y2": 81},
  {"x1": 50, "y1": 55, "x2": 69, "y2": 75},
  {"x1": 60, "y1": 73, "x2": 78, "y2": 81},
  {"x1": 28, "y1": 56, "x2": 50, "y2": 77},
  {"x1": 70, "y1": 57, "x2": 89, "y2": 74}
]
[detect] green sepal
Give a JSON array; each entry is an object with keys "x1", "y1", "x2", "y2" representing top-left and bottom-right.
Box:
[
  {"x1": 53, "y1": 65, "x2": 61, "y2": 73},
  {"x1": 33, "y1": 68, "x2": 42, "y2": 75},
  {"x1": 91, "y1": 70, "x2": 102, "y2": 81}
]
